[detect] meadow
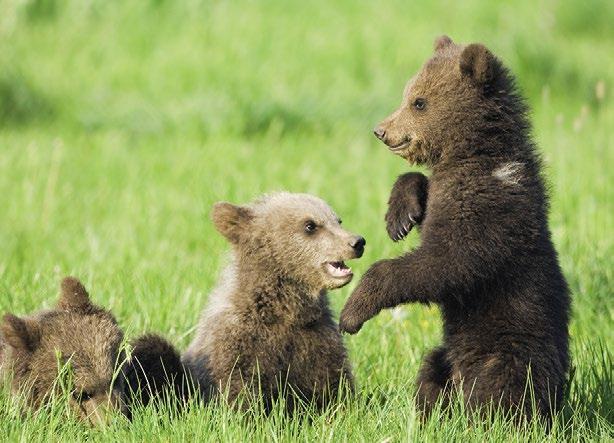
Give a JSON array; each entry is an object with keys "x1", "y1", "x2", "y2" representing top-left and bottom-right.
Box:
[{"x1": 0, "y1": 0, "x2": 612, "y2": 441}]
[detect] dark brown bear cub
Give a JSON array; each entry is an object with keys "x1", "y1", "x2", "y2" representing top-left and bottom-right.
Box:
[{"x1": 340, "y1": 36, "x2": 570, "y2": 422}]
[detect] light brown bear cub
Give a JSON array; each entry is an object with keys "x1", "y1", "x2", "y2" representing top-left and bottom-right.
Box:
[
  {"x1": 183, "y1": 192, "x2": 365, "y2": 411},
  {"x1": 0, "y1": 277, "x2": 125, "y2": 424}
]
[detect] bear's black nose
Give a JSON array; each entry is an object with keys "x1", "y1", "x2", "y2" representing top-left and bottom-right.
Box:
[
  {"x1": 351, "y1": 236, "x2": 366, "y2": 257},
  {"x1": 373, "y1": 127, "x2": 386, "y2": 140}
]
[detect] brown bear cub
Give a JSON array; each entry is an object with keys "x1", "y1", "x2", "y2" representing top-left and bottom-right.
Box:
[
  {"x1": 0, "y1": 277, "x2": 188, "y2": 421},
  {"x1": 340, "y1": 36, "x2": 570, "y2": 422},
  {"x1": 183, "y1": 193, "x2": 365, "y2": 412},
  {"x1": 0, "y1": 277, "x2": 126, "y2": 425}
]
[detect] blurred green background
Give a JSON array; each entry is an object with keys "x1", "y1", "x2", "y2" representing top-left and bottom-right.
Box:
[{"x1": 0, "y1": 0, "x2": 612, "y2": 441}]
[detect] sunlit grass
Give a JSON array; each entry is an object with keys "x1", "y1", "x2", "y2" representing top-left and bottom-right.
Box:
[{"x1": 0, "y1": 0, "x2": 612, "y2": 441}]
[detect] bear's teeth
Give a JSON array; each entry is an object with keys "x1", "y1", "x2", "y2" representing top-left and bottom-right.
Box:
[{"x1": 326, "y1": 262, "x2": 352, "y2": 277}]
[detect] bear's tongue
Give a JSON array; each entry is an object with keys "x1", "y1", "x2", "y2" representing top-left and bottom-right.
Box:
[{"x1": 326, "y1": 261, "x2": 352, "y2": 278}]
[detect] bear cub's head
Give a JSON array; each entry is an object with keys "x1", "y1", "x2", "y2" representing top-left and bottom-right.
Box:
[
  {"x1": 0, "y1": 277, "x2": 125, "y2": 425},
  {"x1": 212, "y1": 192, "x2": 365, "y2": 290},
  {"x1": 374, "y1": 35, "x2": 511, "y2": 166}
]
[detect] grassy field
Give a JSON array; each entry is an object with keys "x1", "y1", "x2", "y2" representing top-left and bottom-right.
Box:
[{"x1": 0, "y1": 0, "x2": 612, "y2": 441}]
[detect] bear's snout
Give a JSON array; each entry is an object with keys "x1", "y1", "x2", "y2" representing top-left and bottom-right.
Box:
[
  {"x1": 373, "y1": 126, "x2": 386, "y2": 141},
  {"x1": 350, "y1": 236, "x2": 366, "y2": 258}
]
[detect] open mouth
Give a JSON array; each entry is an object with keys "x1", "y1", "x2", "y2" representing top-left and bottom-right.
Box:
[
  {"x1": 325, "y1": 261, "x2": 353, "y2": 279},
  {"x1": 389, "y1": 138, "x2": 412, "y2": 152}
]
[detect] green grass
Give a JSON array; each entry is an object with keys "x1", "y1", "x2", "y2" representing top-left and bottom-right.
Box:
[{"x1": 0, "y1": 0, "x2": 612, "y2": 441}]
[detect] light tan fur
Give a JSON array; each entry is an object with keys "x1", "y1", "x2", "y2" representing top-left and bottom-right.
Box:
[
  {"x1": 183, "y1": 192, "x2": 365, "y2": 411},
  {"x1": 493, "y1": 162, "x2": 524, "y2": 185}
]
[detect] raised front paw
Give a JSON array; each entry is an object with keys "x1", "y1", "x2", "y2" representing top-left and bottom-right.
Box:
[
  {"x1": 339, "y1": 299, "x2": 366, "y2": 334},
  {"x1": 385, "y1": 172, "x2": 428, "y2": 242},
  {"x1": 339, "y1": 265, "x2": 385, "y2": 334}
]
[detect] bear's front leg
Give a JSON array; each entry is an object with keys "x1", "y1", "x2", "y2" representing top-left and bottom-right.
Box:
[
  {"x1": 386, "y1": 172, "x2": 428, "y2": 242},
  {"x1": 339, "y1": 259, "x2": 401, "y2": 334}
]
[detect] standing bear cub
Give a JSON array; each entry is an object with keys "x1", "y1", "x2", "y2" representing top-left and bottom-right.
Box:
[
  {"x1": 340, "y1": 36, "x2": 570, "y2": 422},
  {"x1": 183, "y1": 193, "x2": 364, "y2": 411}
]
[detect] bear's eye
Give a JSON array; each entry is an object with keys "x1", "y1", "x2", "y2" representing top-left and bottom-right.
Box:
[
  {"x1": 304, "y1": 220, "x2": 317, "y2": 234},
  {"x1": 413, "y1": 98, "x2": 426, "y2": 110},
  {"x1": 74, "y1": 390, "x2": 93, "y2": 402}
]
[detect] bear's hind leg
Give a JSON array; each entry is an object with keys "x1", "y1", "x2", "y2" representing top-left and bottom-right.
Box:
[
  {"x1": 463, "y1": 356, "x2": 556, "y2": 424},
  {"x1": 415, "y1": 346, "x2": 452, "y2": 418}
]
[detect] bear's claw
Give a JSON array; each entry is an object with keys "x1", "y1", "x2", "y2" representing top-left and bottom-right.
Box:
[{"x1": 385, "y1": 172, "x2": 428, "y2": 242}]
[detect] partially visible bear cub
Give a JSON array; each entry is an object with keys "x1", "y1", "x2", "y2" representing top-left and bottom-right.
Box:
[
  {"x1": 0, "y1": 277, "x2": 126, "y2": 425},
  {"x1": 340, "y1": 36, "x2": 570, "y2": 422},
  {"x1": 123, "y1": 333, "x2": 190, "y2": 416},
  {"x1": 183, "y1": 193, "x2": 365, "y2": 411}
]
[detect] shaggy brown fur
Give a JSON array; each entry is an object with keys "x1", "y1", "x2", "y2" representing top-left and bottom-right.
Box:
[
  {"x1": 340, "y1": 36, "x2": 570, "y2": 422},
  {"x1": 122, "y1": 333, "x2": 190, "y2": 416},
  {"x1": 183, "y1": 193, "x2": 364, "y2": 411},
  {"x1": 0, "y1": 277, "x2": 126, "y2": 425}
]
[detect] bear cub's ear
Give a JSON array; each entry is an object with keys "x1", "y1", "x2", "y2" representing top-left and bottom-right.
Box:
[
  {"x1": 57, "y1": 276, "x2": 94, "y2": 313},
  {"x1": 1, "y1": 314, "x2": 41, "y2": 352},
  {"x1": 434, "y1": 35, "x2": 454, "y2": 52},
  {"x1": 459, "y1": 43, "x2": 498, "y2": 85},
  {"x1": 212, "y1": 202, "x2": 254, "y2": 244}
]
